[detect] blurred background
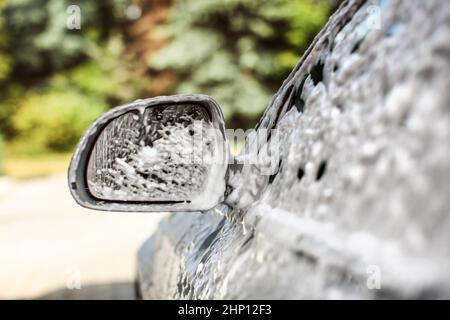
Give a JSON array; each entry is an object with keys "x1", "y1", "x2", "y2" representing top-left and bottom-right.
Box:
[{"x1": 0, "y1": 0, "x2": 333, "y2": 299}]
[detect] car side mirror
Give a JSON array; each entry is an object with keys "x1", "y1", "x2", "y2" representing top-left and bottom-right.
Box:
[{"x1": 68, "y1": 94, "x2": 229, "y2": 212}]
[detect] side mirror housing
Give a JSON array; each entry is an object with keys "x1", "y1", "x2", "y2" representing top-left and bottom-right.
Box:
[{"x1": 68, "y1": 94, "x2": 229, "y2": 212}]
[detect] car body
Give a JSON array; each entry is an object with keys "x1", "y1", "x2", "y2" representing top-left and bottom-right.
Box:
[{"x1": 70, "y1": 0, "x2": 450, "y2": 299}]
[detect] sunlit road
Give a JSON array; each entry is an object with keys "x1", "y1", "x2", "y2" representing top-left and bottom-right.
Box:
[{"x1": 0, "y1": 174, "x2": 165, "y2": 299}]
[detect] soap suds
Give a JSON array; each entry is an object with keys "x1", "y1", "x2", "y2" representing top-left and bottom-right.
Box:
[{"x1": 87, "y1": 104, "x2": 216, "y2": 202}]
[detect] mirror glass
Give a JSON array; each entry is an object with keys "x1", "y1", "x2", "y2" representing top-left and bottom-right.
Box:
[{"x1": 86, "y1": 104, "x2": 218, "y2": 202}]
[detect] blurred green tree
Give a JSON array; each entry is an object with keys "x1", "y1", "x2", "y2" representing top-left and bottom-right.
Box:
[
  {"x1": 0, "y1": 132, "x2": 4, "y2": 174},
  {"x1": 3, "y1": 0, "x2": 126, "y2": 77},
  {"x1": 9, "y1": 35, "x2": 142, "y2": 154},
  {"x1": 0, "y1": 0, "x2": 142, "y2": 153},
  {"x1": 0, "y1": 1, "x2": 15, "y2": 137},
  {"x1": 12, "y1": 90, "x2": 106, "y2": 154},
  {"x1": 0, "y1": 0, "x2": 331, "y2": 156},
  {"x1": 149, "y1": 0, "x2": 330, "y2": 128}
]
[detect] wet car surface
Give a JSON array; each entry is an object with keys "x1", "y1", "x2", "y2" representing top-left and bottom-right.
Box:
[{"x1": 136, "y1": 0, "x2": 450, "y2": 299}]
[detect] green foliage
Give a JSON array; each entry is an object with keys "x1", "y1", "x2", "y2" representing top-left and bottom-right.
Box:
[
  {"x1": 1, "y1": 0, "x2": 141, "y2": 155},
  {"x1": 0, "y1": 84, "x2": 24, "y2": 137},
  {"x1": 2, "y1": 0, "x2": 127, "y2": 77},
  {"x1": 51, "y1": 36, "x2": 142, "y2": 104},
  {"x1": 0, "y1": 2, "x2": 11, "y2": 82},
  {"x1": 0, "y1": 52, "x2": 11, "y2": 81},
  {"x1": 12, "y1": 90, "x2": 105, "y2": 154},
  {"x1": 277, "y1": 0, "x2": 330, "y2": 73},
  {"x1": 0, "y1": 0, "x2": 331, "y2": 159},
  {"x1": 150, "y1": 0, "x2": 330, "y2": 127},
  {"x1": 5, "y1": 35, "x2": 141, "y2": 154},
  {"x1": 0, "y1": 132, "x2": 4, "y2": 175}
]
